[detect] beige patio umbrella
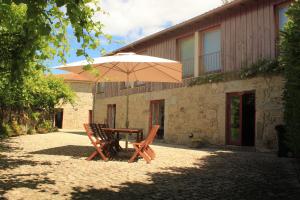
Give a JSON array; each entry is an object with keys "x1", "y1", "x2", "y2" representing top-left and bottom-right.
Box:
[{"x1": 57, "y1": 52, "x2": 182, "y2": 128}]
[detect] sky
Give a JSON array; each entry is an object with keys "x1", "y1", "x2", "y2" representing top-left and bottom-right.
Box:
[{"x1": 50, "y1": 0, "x2": 223, "y2": 74}]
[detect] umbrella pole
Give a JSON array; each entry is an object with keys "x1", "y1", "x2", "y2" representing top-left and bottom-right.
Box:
[
  {"x1": 92, "y1": 81, "x2": 97, "y2": 123},
  {"x1": 125, "y1": 75, "x2": 129, "y2": 128},
  {"x1": 125, "y1": 75, "x2": 130, "y2": 150}
]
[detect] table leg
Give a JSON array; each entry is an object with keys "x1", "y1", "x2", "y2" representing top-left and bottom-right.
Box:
[
  {"x1": 116, "y1": 131, "x2": 122, "y2": 152},
  {"x1": 125, "y1": 133, "x2": 128, "y2": 150}
]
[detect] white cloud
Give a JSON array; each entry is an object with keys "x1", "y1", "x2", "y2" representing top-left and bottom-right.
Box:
[{"x1": 94, "y1": 0, "x2": 223, "y2": 43}]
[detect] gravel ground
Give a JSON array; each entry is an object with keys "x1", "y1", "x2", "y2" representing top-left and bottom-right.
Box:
[{"x1": 0, "y1": 132, "x2": 299, "y2": 200}]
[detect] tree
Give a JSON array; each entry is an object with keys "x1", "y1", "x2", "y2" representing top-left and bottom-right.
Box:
[
  {"x1": 280, "y1": 0, "x2": 300, "y2": 157},
  {"x1": 0, "y1": 1, "x2": 101, "y2": 136},
  {"x1": 0, "y1": 1, "x2": 108, "y2": 76},
  {"x1": 221, "y1": 0, "x2": 233, "y2": 4}
]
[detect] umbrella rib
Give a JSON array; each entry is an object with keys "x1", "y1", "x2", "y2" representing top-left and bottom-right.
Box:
[
  {"x1": 133, "y1": 71, "x2": 139, "y2": 82},
  {"x1": 131, "y1": 65, "x2": 156, "y2": 73},
  {"x1": 149, "y1": 62, "x2": 182, "y2": 73},
  {"x1": 97, "y1": 62, "x2": 122, "y2": 80},
  {"x1": 94, "y1": 63, "x2": 126, "y2": 73},
  {"x1": 150, "y1": 64, "x2": 182, "y2": 82},
  {"x1": 131, "y1": 62, "x2": 181, "y2": 73},
  {"x1": 129, "y1": 63, "x2": 141, "y2": 74},
  {"x1": 77, "y1": 63, "x2": 126, "y2": 77}
]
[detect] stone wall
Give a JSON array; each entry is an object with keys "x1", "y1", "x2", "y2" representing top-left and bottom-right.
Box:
[
  {"x1": 60, "y1": 82, "x2": 94, "y2": 130},
  {"x1": 94, "y1": 75, "x2": 284, "y2": 151}
]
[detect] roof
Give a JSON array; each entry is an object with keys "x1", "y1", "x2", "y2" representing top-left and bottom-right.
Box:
[
  {"x1": 55, "y1": 73, "x2": 93, "y2": 83},
  {"x1": 111, "y1": 0, "x2": 251, "y2": 53}
]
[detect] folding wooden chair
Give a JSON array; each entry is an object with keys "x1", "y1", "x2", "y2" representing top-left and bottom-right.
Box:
[
  {"x1": 95, "y1": 123, "x2": 119, "y2": 155},
  {"x1": 83, "y1": 123, "x2": 109, "y2": 161},
  {"x1": 128, "y1": 125, "x2": 160, "y2": 164}
]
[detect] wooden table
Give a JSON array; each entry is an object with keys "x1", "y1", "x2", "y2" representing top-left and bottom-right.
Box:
[{"x1": 102, "y1": 128, "x2": 143, "y2": 150}]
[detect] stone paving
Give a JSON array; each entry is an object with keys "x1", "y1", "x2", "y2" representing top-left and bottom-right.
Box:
[{"x1": 0, "y1": 132, "x2": 299, "y2": 200}]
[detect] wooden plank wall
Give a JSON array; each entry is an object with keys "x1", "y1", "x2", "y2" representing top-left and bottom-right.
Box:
[{"x1": 99, "y1": 0, "x2": 287, "y2": 99}]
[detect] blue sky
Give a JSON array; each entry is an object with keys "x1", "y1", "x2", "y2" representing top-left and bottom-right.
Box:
[{"x1": 49, "y1": 0, "x2": 222, "y2": 74}]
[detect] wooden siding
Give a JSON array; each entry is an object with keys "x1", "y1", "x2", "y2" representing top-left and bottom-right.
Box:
[{"x1": 99, "y1": 0, "x2": 288, "y2": 99}]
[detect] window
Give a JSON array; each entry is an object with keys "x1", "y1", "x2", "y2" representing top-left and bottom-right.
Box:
[
  {"x1": 119, "y1": 82, "x2": 133, "y2": 90},
  {"x1": 277, "y1": 4, "x2": 289, "y2": 31},
  {"x1": 202, "y1": 28, "x2": 221, "y2": 73},
  {"x1": 107, "y1": 104, "x2": 116, "y2": 128},
  {"x1": 134, "y1": 81, "x2": 146, "y2": 87},
  {"x1": 178, "y1": 36, "x2": 195, "y2": 78},
  {"x1": 97, "y1": 83, "x2": 105, "y2": 94}
]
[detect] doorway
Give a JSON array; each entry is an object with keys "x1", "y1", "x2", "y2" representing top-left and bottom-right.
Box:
[
  {"x1": 226, "y1": 92, "x2": 255, "y2": 146},
  {"x1": 107, "y1": 104, "x2": 116, "y2": 128},
  {"x1": 89, "y1": 110, "x2": 93, "y2": 124},
  {"x1": 54, "y1": 108, "x2": 63, "y2": 129},
  {"x1": 150, "y1": 100, "x2": 165, "y2": 139}
]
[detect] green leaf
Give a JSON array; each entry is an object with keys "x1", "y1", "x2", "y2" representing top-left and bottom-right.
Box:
[{"x1": 76, "y1": 49, "x2": 84, "y2": 57}]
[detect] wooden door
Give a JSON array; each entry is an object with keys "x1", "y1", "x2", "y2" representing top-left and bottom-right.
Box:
[
  {"x1": 226, "y1": 93, "x2": 242, "y2": 145},
  {"x1": 107, "y1": 104, "x2": 116, "y2": 128},
  {"x1": 226, "y1": 92, "x2": 255, "y2": 146},
  {"x1": 150, "y1": 100, "x2": 165, "y2": 139}
]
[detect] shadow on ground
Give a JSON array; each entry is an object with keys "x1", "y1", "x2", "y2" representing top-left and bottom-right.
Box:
[
  {"x1": 30, "y1": 145, "x2": 95, "y2": 158},
  {"x1": 71, "y1": 151, "x2": 300, "y2": 200},
  {"x1": 29, "y1": 145, "x2": 137, "y2": 161},
  {"x1": 0, "y1": 142, "x2": 56, "y2": 198}
]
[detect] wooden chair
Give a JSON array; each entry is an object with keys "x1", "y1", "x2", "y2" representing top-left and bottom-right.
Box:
[
  {"x1": 83, "y1": 123, "x2": 109, "y2": 161},
  {"x1": 95, "y1": 123, "x2": 119, "y2": 155},
  {"x1": 128, "y1": 125, "x2": 160, "y2": 164}
]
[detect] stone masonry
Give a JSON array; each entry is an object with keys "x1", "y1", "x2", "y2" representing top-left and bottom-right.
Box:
[
  {"x1": 94, "y1": 75, "x2": 284, "y2": 151},
  {"x1": 60, "y1": 81, "x2": 94, "y2": 130}
]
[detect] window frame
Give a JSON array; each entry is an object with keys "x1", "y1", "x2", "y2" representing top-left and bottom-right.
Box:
[
  {"x1": 96, "y1": 82, "x2": 105, "y2": 94},
  {"x1": 176, "y1": 34, "x2": 195, "y2": 79},
  {"x1": 275, "y1": 2, "x2": 290, "y2": 36},
  {"x1": 274, "y1": 1, "x2": 291, "y2": 56},
  {"x1": 200, "y1": 25, "x2": 222, "y2": 74}
]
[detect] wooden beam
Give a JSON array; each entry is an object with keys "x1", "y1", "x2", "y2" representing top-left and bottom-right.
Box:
[{"x1": 194, "y1": 31, "x2": 200, "y2": 77}]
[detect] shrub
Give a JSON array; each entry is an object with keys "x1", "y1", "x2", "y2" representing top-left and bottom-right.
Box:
[
  {"x1": 36, "y1": 120, "x2": 53, "y2": 134},
  {"x1": 0, "y1": 123, "x2": 14, "y2": 138},
  {"x1": 10, "y1": 120, "x2": 24, "y2": 136},
  {"x1": 27, "y1": 127, "x2": 36, "y2": 135},
  {"x1": 240, "y1": 59, "x2": 282, "y2": 79},
  {"x1": 280, "y1": 1, "x2": 300, "y2": 158}
]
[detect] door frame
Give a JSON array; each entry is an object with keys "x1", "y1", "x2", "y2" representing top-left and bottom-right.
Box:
[
  {"x1": 149, "y1": 99, "x2": 165, "y2": 131},
  {"x1": 107, "y1": 104, "x2": 116, "y2": 128},
  {"x1": 88, "y1": 110, "x2": 93, "y2": 124},
  {"x1": 54, "y1": 108, "x2": 64, "y2": 129},
  {"x1": 226, "y1": 91, "x2": 256, "y2": 146}
]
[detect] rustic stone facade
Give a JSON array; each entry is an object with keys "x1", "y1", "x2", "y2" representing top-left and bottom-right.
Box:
[
  {"x1": 94, "y1": 75, "x2": 284, "y2": 151},
  {"x1": 60, "y1": 81, "x2": 94, "y2": 130}
]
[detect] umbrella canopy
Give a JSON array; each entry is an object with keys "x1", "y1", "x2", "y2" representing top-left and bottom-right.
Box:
[
  {"x1": 57, "y1": 52, "x2": 182, "y2": 129},
  {"x1": 57, "y1": 52, "x2": 182, "y2": 83}
]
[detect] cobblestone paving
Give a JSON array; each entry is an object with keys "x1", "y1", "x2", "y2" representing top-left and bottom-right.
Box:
[{"x1": 0, "y1": 132, "x2": 299, "y2": 200}]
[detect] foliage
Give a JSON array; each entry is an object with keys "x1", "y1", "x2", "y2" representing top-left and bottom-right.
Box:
[
  {"x1": 280, "y1": 0, "x2": 300, "y2": 157},
  {"x1": 36, "y1": 120, "x2": 53, "y2": 134},
  {"x1": 10, "y1": 119, "x2": 23, "y2": 135},
  {"x1": 189, "y1": 73, "x2": 226, "y2": 86},
  {"x1": 0, "y1": 2, "x2": 90, "y2": 137},
  {"x1": 0, "y1": 1, "x2": 108, "y2": 76},
  {"x1": 240, "y1": 59, "x2": 282, "y2": 79},
  {"x1": 189, "y1": 59, "x2": 282, "y2": 87},
  {"x1": 0, "y1": 123, "x2": 13, "y2": 138}
]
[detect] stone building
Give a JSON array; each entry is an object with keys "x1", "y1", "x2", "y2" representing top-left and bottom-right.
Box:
[
  {"x1": 55, "y1": 73, "x2": 94, "y2": 130},
  {"x1": 92, "y1": 0, "x2": 292, "y2": 151}
]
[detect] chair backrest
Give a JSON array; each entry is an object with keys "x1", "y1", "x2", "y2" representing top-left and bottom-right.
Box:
[
  {"x1": 95, "y1": 123, "x2": 113, "y2": 141},
  {"x1": 143, "y1": 125, "x2": 160, "y2": 146},
  {"x1": 83, "y1": 123, "x2": 99, "y2": 144}
]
